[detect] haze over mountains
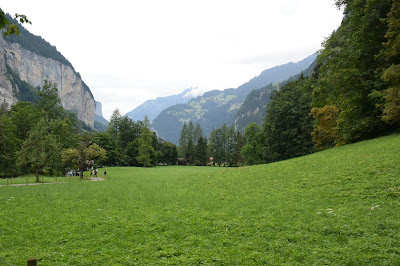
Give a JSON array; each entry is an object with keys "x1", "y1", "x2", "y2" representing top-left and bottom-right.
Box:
[
  {"x1": 125, "y1": 87, "x2": 203, "y2": 123},
  {"x1": 152, "y1": 54, "x2": 317, "y2": 144}
]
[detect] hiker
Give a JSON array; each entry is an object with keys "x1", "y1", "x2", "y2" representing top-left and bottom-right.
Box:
[
  {"x1": 90, "y1": 171, "x2": 93, "y2": 176},
  {"x1": 72, "y1": 170, "x2": 75, "y2": 176}
]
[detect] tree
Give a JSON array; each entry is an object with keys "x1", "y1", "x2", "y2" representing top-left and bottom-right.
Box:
[
  {"x1": 136, "y1": 115, "x2": 155, "y2": 167},
  {"x1": 126, "y1": 139, "x2": 140, "y2": 166},
  {"x1": 117, "y1": 116, "x2": 141, "y2": 149},
  {"x1": 178, "y1": 122, "x2": 188, "y2": 158},
  {"x1": 225, "y1": 125, "x2": 237, "y2": 166},
  {"x1": 234, "y1": 130, "x2": 245, "y2": 166},
  {"x1": 107, "y1": 109, "x2": 122, "y2": 139},
  {"x1": 211, "y1": 125, "x2": 227, "y2": 166},
  {"x1": 10, "y1": 101, "x2": 40, "y2": 141},
  {"x1": 36, "y1": 80, "x2": 65, "y2": 121},
  {"x1": 62, "y1": 135, "x2": 106, "y2": 179},
  {"x1": 381, "y1": 0, "x2": 400, "y2": 124},
  {"x1": 311, "y1": 105, "x2": 340, "y2": 149},
  {"x1": 159, "y1": 140, "x2": 178, "y2": 165},
  {"x1": 194, "y1": 136, "x2": 208, "y2": 166},
  {"x1": 241, "y1": 123, "x2": 264, "y2": 165},
  {"x1": 0, "y1": 114, "x2": 18, "y2": 177},
  {"x1": 193, "y1": 123, "x2": 203, "y2": 144},
  {"x1": 263, "y1": 79, "x2": 314, "y2": 162},
  {"x1": 17, "y1": 118, "x2": 60, "y2": 182},
  {"x1": 314, "y1": 0, "x2": 392, "y2": 143}
]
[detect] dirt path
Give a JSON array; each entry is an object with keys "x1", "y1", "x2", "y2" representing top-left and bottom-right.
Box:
[{"x1": 0, "y1": 177, "x2": 105, "y2": 187}]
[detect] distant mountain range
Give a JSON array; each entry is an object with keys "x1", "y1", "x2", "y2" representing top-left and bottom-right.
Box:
[
  {"x1": 152, "y1": 54, "x2": 317, "y2": 144},
  {"x1": 125, "y1": 87, "x2": 202, "y2": 122}
]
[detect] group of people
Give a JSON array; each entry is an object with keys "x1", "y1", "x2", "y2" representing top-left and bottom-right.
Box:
[
  {"x1": 71, "y1": 169, "x2": 107, "y2": 178},
  {"x1": 90, "y1": 169, "x2": 98, "y2": 177}
]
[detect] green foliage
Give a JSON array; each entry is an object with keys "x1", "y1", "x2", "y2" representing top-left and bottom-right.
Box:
[
  {"x1": 234, "y1": 84, "x2": 276, "y2": 132},
  {"x1": 241, "y1": 123, "x2": 264, "y2": 165},
  {"x1": 1, "y1": 135, "x2": 400, "y2": 264},
  {"x1": 0, "y1": 9, "x2": 31, "y2": 36},
  {"x1": 36, "y1": 80, "x2": 63, "y2": 120},
  {"x1": 136, "y1": 116, "x2": 155, "y2": 167},
  {"x1": 0, "y1": 114, "x2": 18, "y2": 177},
  {"x1": 10, "y1": 101, "x2": 39, "y2": 141},
  {"x1": 178, "y1": 122, "x2": 188, "y2": 158},
  {"x1": 98, "y1": 110, "x2": 177, "y2": 167},
  {"x1": 311, "y1": 105, "x2": 341, "y2": 149},
  {"x1": 314, "y1": 0, "x2": 392, "y2": 143},
  {"x1": 263, "y1": 78, "x2": 314, "y2": 163},
  {"x1": 382, "y1": 0, "x2": 400, "y2": 124},
  {"x1": 17, "y1": 118, "x2": 61, "y2": 182},
  {"x1": 194, "y1": 136, "x2": 208, "y2": 166},
  {"x1": 62, "y1": 135, "x2": 106, "y2": 178},
  {"x1": 158, "y1": 140, "x2": 178, "y2": 165},
  {"x1": 208, "y1": 124, "x2": 243, "y2": 166},
  {"x1": 0, "y1": 81, "x2": 81, "y2": 177}
]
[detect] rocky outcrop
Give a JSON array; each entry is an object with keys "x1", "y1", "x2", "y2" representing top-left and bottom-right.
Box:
[
  {"x1": 0, "y1": 36, "x2": 95, "y2": 127},
  {"x1": 95, "y1": 101, "x2": 103, "y2": 117},
  {"x1": 0, "y1": 43, "x2": 16, "y2": 108}
]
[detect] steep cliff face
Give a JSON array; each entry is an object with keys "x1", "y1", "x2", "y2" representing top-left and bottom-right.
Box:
[
  {"x1": 0, "y1": 42, "x2": 16, "y2": 108},
  {"x1": 0, "y1": 36, "x2": 95, "y2": 127}
]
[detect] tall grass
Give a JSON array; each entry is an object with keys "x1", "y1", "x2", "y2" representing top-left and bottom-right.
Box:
[{"x1": 1, "y1": 134, "x2": 400, "y2": 264}]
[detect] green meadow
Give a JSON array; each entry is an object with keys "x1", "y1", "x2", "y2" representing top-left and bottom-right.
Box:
[{"x1": 1, "y1": 134, "x2": 400, "y2": 265}]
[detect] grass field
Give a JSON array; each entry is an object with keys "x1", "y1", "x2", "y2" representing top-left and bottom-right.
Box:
[{"x1": 1, "y1": 134, "x2": 400, "y2": 265}]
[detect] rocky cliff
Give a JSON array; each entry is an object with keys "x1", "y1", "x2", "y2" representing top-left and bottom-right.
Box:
[{"x1": 0, "y1": 35, "x2": 95, "y2": 127}]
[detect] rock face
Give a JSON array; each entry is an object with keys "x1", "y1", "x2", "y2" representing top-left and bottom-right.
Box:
[
  {"x1": 95, "y1": 101, "x2": 103, "y2": 117},
  {"x1": 0, "y1": 42, "x2": 16, "y2": 108},
  {"x1": 0, "y1": 36, "x2": 95, "y2": 127}
]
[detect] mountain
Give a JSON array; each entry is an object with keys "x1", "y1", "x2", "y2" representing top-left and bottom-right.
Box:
[
  {"x1": 0, "y1": 15, "x2": 95, "y2": 127},
  {"x1": 125, "y1": 87, "x2": 202, "y2": 122},
  {"x1": 234, "y1": 59, "x2": 318, "y2": 132},
  {"x1": 152, "y1": 54, "x2": 317, "y2": 144},
  {"x1": 94, "y1": 100, "x2": 108, "y2": 132}
]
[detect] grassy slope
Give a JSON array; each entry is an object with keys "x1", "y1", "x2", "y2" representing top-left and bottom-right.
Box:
[{"x1": 1, "y1": 135, "x2": 400, "y2": 265}]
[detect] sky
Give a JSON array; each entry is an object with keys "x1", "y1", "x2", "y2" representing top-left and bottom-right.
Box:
[{"x1": 1, "y1": 0, "x2": 343, "y2": 120}]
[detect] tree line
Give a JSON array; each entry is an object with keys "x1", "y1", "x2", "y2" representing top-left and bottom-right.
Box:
[
  {"x1": 0, "y1": 81, "x2": 178, "y2": 180},
  {"x1": 179, "y1": 0, "x2": 400, "y2": 166},
  {"x1": 95, "y1": 110, "x2": 178, "y2": 167}
]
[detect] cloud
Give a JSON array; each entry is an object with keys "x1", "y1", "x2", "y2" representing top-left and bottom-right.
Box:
[{"x1": 183, "y1": 87, "x2": 205, "y2": 99}]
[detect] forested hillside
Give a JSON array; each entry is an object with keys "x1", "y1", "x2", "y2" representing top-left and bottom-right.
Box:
[
  {"x1": 234, "y1": 60, "x2": 317, "y2": 132},
  {"x1": 242, "y1": 0, "x2": 400, "y2": 164},
  {"x1": 153, "y1": 54, "x2": 316, "y2": 144}
]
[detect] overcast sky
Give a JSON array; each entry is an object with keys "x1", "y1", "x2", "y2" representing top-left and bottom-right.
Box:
[{"x1": 1, "y1": 0, "x2": 343, "y2": 120}]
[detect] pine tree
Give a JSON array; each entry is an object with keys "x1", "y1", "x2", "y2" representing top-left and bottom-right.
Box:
[
  {"x1": 195, "y1": 136, "x2": 208, "y2": 166},
  {"x1": 136, "y1": 115, "x2": 155, "y2": 167},
  {"x1": 178, "y1": 122, "x2": 188, "y2": 158}
]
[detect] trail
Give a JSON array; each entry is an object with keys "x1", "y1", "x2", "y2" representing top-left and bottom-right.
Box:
[{"x1": 0, "y1": 177, "x2": 105, "y2": 187}]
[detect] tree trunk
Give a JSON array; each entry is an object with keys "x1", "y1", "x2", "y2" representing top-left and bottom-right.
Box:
[
  {"x1": 35, "y1": 169, "x2": 39, "y2": 182},
  {"x1": 80, "y1": 170, "x2": 84, "y2": 179}
]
